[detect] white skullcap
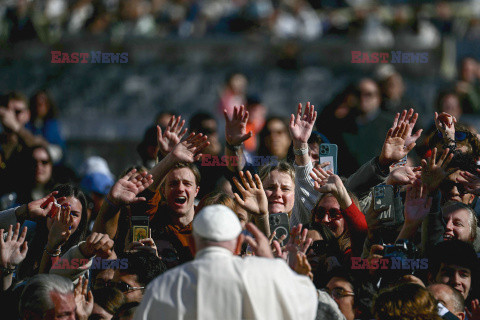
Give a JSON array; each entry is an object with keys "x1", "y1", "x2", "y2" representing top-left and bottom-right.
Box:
[{"x1": 193, "y1": 205, "x2": 242, "y2": 241}]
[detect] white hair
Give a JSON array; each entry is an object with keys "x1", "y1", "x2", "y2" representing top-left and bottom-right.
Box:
[{"x1": 19, "y1": 274, "x2": 74, "y2": 318}]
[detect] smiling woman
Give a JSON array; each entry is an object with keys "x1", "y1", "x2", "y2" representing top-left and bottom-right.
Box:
[
  {"x1": 17, "y1": 184, "x2": 89, "y2": 280},
  {"x1": 259, "y1": 161, "x2": 295, "y2": 216}
]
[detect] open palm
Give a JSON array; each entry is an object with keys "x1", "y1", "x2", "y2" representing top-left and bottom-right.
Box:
[
  {"x1": 157, "y1": 116, "x2": 188, "y2": 156},
  {"x1": 224, "y1": 105, "x2": 252, "y2": 146},
  {"x1": 109, "y1": 169, "x2": 153, "y2": 205},
  {"x1": 0, "y1": 223, "x2": 28, "y2": 267},
  {"x1": 289, "y1": 102, "x2": 317, "y2": 144},
  {"x1": 233, "y1": 171, "x2": 268, "y2": 216}
]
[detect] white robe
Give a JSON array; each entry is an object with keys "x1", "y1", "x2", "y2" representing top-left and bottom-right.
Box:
[{"x1": 134, "y1": 246, "x2": 318, "y2": 320}]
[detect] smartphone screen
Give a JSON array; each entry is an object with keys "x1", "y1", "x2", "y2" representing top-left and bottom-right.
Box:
[{"x1": 131, "y1": 216, "x2": 149, "y2": 242}]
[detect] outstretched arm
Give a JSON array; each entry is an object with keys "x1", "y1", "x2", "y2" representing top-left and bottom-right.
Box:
[{"x1": 289, "y1": 102, "x2": 317, "y2": 166}]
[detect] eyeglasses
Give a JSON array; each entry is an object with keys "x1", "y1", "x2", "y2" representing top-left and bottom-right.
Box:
[
  {"x1": 104, "y1": 281, "x2": 145, "y2": 293},
  {"x1": 315, "y1": 207, "x2": 343, "y2": 221},
  {"x1": 323, "y1": 287, "x2": 355, "y2": 299},
  {"x1": 436, "y1": 130, "x2": 472, "y2": 141}
]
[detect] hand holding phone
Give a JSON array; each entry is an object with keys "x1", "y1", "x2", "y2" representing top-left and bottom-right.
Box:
[{"x1": 319, "y1": 144, "x2": 338, "y2": 174}]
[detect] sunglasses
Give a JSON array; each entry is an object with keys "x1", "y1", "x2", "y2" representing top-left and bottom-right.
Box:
[
  {"x1": 436, "y1": 130, "x2": 472, "y2": 141},
  {"x1": 315, "y1": 207, "x2": 343, "y2": 221},
  {"x1": 103, "y1": 281, "x2": 145, "y2": 293},
  {"x1": 323, "y1": 287, "x2": 355, "y2": 299}
]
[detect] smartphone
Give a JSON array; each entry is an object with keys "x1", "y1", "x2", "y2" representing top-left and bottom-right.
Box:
[
  {"x1": 319, "y1": 144, "x2": 338, "y2": 174},
  {"x1": 131, "y1": 216, "x2": 149, "y2": 242},
  {"x1": 269, "y1": 213, "x2": 290, "y2": 245},
  {"x1": 373, "y1": 185, "x2": 394, "y2": 219}
]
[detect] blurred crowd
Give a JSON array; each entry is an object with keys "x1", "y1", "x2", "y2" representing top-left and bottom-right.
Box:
[
  {"x1": 2, "y1": 0, "x2": 480, "y2": 43},
  {"x1": 0, "y1": 51, "x2": 480, "y2": 319}
]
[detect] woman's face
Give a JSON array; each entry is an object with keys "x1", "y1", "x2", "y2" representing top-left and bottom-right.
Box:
[
  {"x1": 47, "y1": 196, "x2": 83, "y2": 235},
  {"x1": 262, "y1": 170, "x2": 295, "y2": 214},
  {"x1": 315, "y1": 195, "x2": 345, "y2": 238},
  {"x1": 264, "y1": 119, "x2": 291, "y2": 159}
]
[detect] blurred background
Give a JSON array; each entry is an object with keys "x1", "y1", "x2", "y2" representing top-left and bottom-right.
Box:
[{"x1": 1, "y1": 0, "x2": 480, "y2": 176}]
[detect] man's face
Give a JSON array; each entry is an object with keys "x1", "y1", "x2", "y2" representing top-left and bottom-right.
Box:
[
  {"x1": 43, "y1": 291, "x2": 76, "y2": 320},
  {"x1": 33, "y1": 148, "x2": 52, "y2": 185},
  {"x1": 8, "y1": 98, "x2": 30, "y2": 126},
  {"x1": 443, "y1": 208, "x2": 473, "y2": 243},
  {"x1": 164, "y1": 168, "x2": 199, "y2": 216},
  {"x1": 113, "y1": 271, "x2": 144, "y2": 303},
  {"x1": 326, "y1": 277, "x2": 355, "y2": 320},
  {"x1": 199, "y1": 119, "x2": 220, "y2": 156},
  {"x1": 358, "y1": 79, "x2": 380, "y2": 115},
  {"x1": 262, "y1": 170, "x2": 295, "y2": 214},
  {"x1": 428, "y1": 284, "x2": 464, "y2": 320},
  {"x1": 435, "y1": 263, "x2": 472, "y2": 300},
  {"x1": 441, "y1": 171, "x2": 475, "y2": 205}
]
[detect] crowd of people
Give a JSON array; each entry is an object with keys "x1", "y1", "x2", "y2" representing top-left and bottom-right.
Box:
[
  {"x1": 1, "y1": 64, "x2": 480, "y2": 319},
  {"x1": 2, "y1": 0, "x2": 480, "y2": 43}
]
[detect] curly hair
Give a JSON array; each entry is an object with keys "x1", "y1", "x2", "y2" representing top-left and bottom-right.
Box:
[{"x1": 373, "y1": 283, "x2": 442, "y2": 320}]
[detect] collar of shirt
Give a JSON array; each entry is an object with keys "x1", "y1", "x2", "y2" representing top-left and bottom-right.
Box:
[{"x1": 195, "y1": 246, "x2": 234, "y2": 259}]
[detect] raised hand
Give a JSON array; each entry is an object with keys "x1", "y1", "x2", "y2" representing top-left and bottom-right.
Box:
[
  {"x1": 272, "y1": 224, "x2": 312, "y2": 269},
  {"x1": 170, "y1": 132, "x2": 210, "y2": 163},
  {"x1": 233, "y1": 171, "x2": 268, "y2": 216},
  {"x1": 379, "y1": 122, "x2": 416, "y2": 167},
  {"x1": 157, "y1": 116, "x2": 188, "y2": 156},
  {"x1": 224, "y1": 105, "x2": 252, "y2": 146},
  {"x1": 466, "y1": 299, "x2": 480, "y2": 320},
  {"x1": 47, "y1": 204, "x2": 74, "y2": 250},
  {"x1": 310, "y1": 167, "x2": 339, "y2": 194},
  {"x1": 386, "y1": 166, "x2": 420, "y2": 186},
  {"x1": 457, "y1": 169, "x2": 480, "y2": 195},
  {"x1": 15, "y1": 191, "x2": 66, "y2": 221},
  {"x1": 79, "y1": 233, "x2": 114, "y2": 259},
  {"x1": 404, "y1": 182, "x2": 432, "y2": 224},
  {"x1": 0, "y1": 223, "x2": 28, "y2": 268},
  {"x1": 244, "y1": 223, "x2": 273, "y2": 258},
  {"x1": 391, "y1": 108, "x2": 423, "y2": 147},
  {"x1": 294, "y1": 252, "x2": 313, "y2": 280},
  {"x1": 435, "y1": 112, "x2": 456, "y2": 140},
  {"x1": 289, "y1": 102, "x2": 317, "y2": 146},
  {"x1": 0, "y1": 107, "x2": 21, "y2": 133},
  {"x1": 108, "y1": 169, "x2": 154, "y2": 206},
  {"x1": 420, "y1": 148, "x2": 456, "y2": 193},
  {"x1": 75, "y1": 276, "x2": 94, "y2": 320}
]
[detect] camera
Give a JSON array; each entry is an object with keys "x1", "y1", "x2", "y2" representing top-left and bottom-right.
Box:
[{"x1": 381, "y1": 239, "x2": 418, "y2": 259}]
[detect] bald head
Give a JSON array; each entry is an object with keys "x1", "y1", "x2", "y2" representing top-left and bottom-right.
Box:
[{"x1": 428, "y1": 283, "x2": 465, "y2": 319}]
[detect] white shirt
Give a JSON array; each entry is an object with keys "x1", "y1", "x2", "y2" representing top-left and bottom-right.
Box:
[{"x1": 134, "y1": 246, "x2": 318, "y2": 320}]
